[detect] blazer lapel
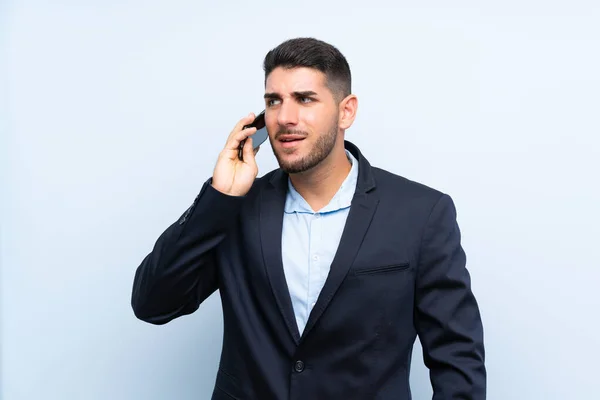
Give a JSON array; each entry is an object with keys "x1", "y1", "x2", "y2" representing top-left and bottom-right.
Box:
[
  {"x1": 301, "y1": 141, "x2": 379, "y2": 340},
  {"x1": 260, "y1": 170, "x2": 301, "y2": 344},
  {"x1": 300, "y1": 192, "x2": 379, "y2": 340},
  {"x1": 258, "y1": 140, "x2": 377, "y2": 345}
]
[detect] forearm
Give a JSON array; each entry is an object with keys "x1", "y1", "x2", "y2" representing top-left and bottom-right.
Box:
[
  {"x1": 415, "y1": 194, "x2": 486, "y2": 399},
  {"x1": 131, "y1": 179, "x2": 245, "y2": 324}
]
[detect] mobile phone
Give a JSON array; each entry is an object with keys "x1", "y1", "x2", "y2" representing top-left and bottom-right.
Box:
[{"x1": 238, "y1": 110, "x2": 268, "y2": 161}]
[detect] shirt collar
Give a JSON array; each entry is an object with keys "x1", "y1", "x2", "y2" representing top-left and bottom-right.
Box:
[{"x1": 284, "y1": 149, "x2": 359, "y2": 214}]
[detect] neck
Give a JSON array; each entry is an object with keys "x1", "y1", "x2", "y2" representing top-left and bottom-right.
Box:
[{"x1": 289, "y1": 144, "x2": 352, "y2": 212}]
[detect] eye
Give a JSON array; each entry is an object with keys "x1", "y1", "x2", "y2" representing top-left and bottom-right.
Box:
[
  {"x1": 266, "y1": 98, "x2": 281, "y2": 107},
  {"x1": 299, "y1": 97, "x2": 312, "y2": 103}
]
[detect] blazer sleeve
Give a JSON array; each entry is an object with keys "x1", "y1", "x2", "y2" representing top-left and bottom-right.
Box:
[
  {"x1": 414, "y1": 193, "x2": 486, "y2": 399},
  {"x1": 131, "y1": 178, "x2": 246, "y2": 325}
]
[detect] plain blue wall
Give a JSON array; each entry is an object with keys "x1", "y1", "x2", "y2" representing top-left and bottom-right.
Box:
[{"x1": 2, "y1": 1, "x2": 600, "y2": 399}]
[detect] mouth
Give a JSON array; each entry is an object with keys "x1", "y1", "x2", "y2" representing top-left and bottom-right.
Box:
[{"x1": 277, "y1": 135, "x2": 306, "y2": 148}]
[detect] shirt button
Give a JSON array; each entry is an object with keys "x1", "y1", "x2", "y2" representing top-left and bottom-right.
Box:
[
  {"x1": 312, "y1": 255, "x2": 319, "y2": 261},
  {"x1": 294, "y1": 360, "x2": 305, "y2": 372}
]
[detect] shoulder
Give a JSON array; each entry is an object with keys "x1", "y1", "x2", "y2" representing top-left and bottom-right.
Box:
[
  {"x1": 369, "y1": 166, "x2": 458, "y2": 220},
  {"x1": 371, "y1": 167, "x2": 444, "y2": 201}
]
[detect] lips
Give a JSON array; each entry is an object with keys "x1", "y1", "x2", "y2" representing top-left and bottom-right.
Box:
[
  {"x1": 277, "y1": 134, "x2": 306, "y2": 142},
  {"x1": 277, "y1": 134, "x2": 305, "y2": 149}
]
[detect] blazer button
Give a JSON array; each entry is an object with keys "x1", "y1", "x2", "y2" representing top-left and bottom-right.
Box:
[{"x1": 294, "y1": 360, "x2": 305, "y2": 372}]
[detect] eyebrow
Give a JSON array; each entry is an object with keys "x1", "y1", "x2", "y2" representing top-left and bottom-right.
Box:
[{"x1": 264, "y1": 90, "x2": 318, "y2": 99}]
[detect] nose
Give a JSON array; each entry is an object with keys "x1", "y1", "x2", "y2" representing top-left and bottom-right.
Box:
[{"x1": 276, "y1": 102, "x2": 299, "y2": 127}]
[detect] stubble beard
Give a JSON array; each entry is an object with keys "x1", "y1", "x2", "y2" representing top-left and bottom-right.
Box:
[{"x1": 272, "y1": 119, "x2": 339, "y2": 174}]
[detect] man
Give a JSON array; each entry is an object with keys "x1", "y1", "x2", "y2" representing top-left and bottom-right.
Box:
[{"x1": 131, "y1": 37, "x2": 486, "y2": 399}]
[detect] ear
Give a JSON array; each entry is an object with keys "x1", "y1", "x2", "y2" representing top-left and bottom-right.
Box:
[{"x1": 338, "y1": 94, "x2": 358, "y2": 130}]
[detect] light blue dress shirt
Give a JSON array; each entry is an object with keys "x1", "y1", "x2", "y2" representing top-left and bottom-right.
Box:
[{"x1": 281, "y1": 150, "x2": 359, "y2": 335}]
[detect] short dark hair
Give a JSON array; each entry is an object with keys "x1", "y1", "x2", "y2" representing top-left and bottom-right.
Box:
[{"x1": 263, "y1": 37, "x2": 352, "y2": 102}]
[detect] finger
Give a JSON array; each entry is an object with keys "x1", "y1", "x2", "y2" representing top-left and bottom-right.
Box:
[
  {"x1": 225, "y1": 126, "x2": 257, "y2": 152},
  {"x1": 226, "y1": 113, "x2": 256, "y2": 143},
  {"x1": 242, "y1": 136, "x2": 255, "y2": 163}
]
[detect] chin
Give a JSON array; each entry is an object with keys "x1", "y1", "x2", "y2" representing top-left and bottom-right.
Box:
[
  {"x1": 280, "y1": 163, "x2": 315, "y2": 175},
  {"x1": 274, "y1": 153, "x2": 301, "y2": 172},
  {"x1": 273, "y1": 133, "x2": 336, "y2": 174},
  {"x1": 274, "y1": 144, "x2": 302, "y2": 160},
  {"x1": 275, "y1": 152, "x2": 321, "y2": 174}
]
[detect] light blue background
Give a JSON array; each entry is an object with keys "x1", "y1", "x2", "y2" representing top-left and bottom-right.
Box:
[{"x1": 2, "y1": 1, "x2": 599, "y2": 399}]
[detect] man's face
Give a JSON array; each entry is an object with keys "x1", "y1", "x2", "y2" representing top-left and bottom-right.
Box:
[{"x1": 264, "y1": 67, "x2": 340, "y2": 174}]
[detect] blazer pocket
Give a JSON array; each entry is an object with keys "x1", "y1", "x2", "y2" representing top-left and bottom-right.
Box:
[{"x1": 353, "y1": 261, "x2": 411, "y2": 276}]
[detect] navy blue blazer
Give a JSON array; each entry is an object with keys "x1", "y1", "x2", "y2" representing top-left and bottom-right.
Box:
[{"x1": 131, "y1": 140, "x2": 486, "y2": 399}]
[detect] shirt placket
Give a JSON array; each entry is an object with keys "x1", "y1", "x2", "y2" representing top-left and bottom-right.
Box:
[{"x1": 307, "y1": 212, "x2": 323, "y2": 314}]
